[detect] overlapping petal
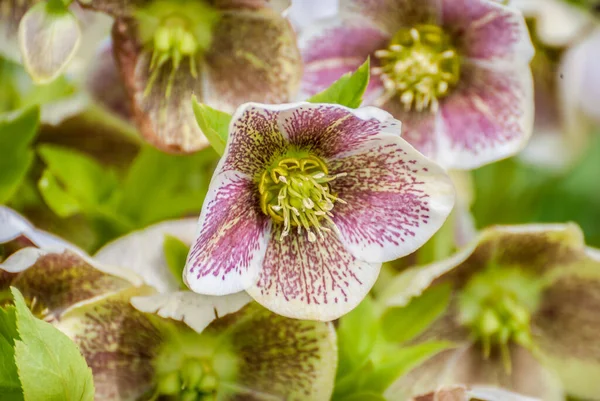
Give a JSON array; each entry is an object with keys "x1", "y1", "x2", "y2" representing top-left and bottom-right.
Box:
[
  {"x1": 95, "y1": 218, "x2": 198, "y2": 293},
  {"x1": 329, "y1": 134, "x2": 455, "y2": 263},
  {"x1": 246, "y1": 226, "x2": 380, "y2": 321},
  {"x1": 442, "y1": 0, "x2": 534, "y2": 67},
  {"x1": 213, "y1": 302, "x2": 337, "y2": 400},
  {"x1": 203, "y1": 8, "x2": 302, "y2": 113},
  {"x1": 185, "y1": 170, "x2": 270, "y2": 296},
  {"x1": 54, "y1": 287, "x2": 162, "y2": 401},
  {"x1": 436, "y1": 64, "x2": 534, "y2": 169}
]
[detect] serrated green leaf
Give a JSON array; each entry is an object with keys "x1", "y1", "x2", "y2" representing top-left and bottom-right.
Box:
[
  {"x1": 12, "y1": 287, "x2": 94, "y2": 401},
  {"x1": 0, "y1": 305, "x2": 23, "y2": 401},
  {"x1": 0, "y1": 107, "x2": 39, "y2": 204},
  {"x1": 382, "y1": 283, "x2": 452, "y2": 344},
  {"x1": 38, "y1": 145, "x2": 119, "y2": 205},
  {"x1": 337, "y1": 296, "x2": 379, "y2": 378},
  {"x1": 163, "y1": 234, "x2": 189, "y2": 289},
  {"x1": 364, "y1": 341, "x2": 454, "y2": 394},
  {"x1": 308, "y1": 58, "x2": 370, "y2": 108},
  {"x1": 191, "y1": 97, "x2": 231, "y2": 156}
]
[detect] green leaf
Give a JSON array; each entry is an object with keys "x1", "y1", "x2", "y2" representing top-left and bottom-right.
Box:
[
  {"x1": 163, "y1": 235, "x2": 190, "y2": 289},
  {"x1": 363, "y1": 341, "x2": 454, "y2": 393},
  {"x1": 382, "y1": 283, "x2": 452, "y2": 344},
  {"x1": 0, "y1": 107, "x2": 39, "y2": 204},
  {"x1": 0, "y1": 305, "x2": 23, "y2": 401},
  {"x1": 336, "y1": 296, "x2": 379, "y2": 378},
  {"x1": 307, "y1": 58, "x2": 370, "y2": 108},
  {"x1": 12, "y1": 287, "x2": 95, "y2": 401},
  {"x1": 37, "y1": 170, "x2": 83, "y2": 218},
  {"x1": 337, "y1": 393, "x2": 387, "y2": 401},
  {"x1": 191, "y1": 97, "x2": 231, "y2": 156},
  {"x1": 38, "y1": 145, "x2": 119, "y2": 205}
]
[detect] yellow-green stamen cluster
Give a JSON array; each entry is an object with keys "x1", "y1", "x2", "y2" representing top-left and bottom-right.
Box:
[
  {"x1": 153, "y1": 358, "x2": 218, "y2": 401},
  {"x1": 258, "y1": 155, "x2": 346, "y2": 242},
  {"x1": 458, "y1": 267, "x2": 542, "y2": 372},
  {"x1": 373, "y1": 24, "x2": 461, "y2": 112}
]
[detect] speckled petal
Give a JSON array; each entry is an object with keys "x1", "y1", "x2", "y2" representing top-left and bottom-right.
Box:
[
  {"x1": 131, "y1": 290, "x2": 251, "y2": 334},
  {"x1": 79, "y1": 0, "x2": 147, "y2": 17},
  {"x1": 533, "y1": 253, "x2": 600, "y2": 400},
  {"x1": 246, "y1": 226, "x2": 380, "y2": 321},
  {"x1": 278, "y1": 102, "x2": 401, "y2": 158},
  {"x1": 54, "y1": 287, "x2": 162, "y2": 401},
  {"x1": 436, "y1": 64, "x2": 534, "y2": 169},
  {"x1": 95, "y1": 219, "x2": 198, "y2": 293},
  {"x1": 387, "y1": 345, "x2": 563, "y2": 401},
  {"x1": 112, "y1": 19, "x2": 207, "y2": 153},
  {"x1": 214, "y1": 302, "x2": 337, "y2": 400},
  {"x1": 380, "y1": 224, "x2": 585, "y2": 307},
  {"x1": 442, "y1": 0, "x2": 534, "y2": 67},
  {"x1": 203, "y1": 8, "x2": 301, "y2": 113},
  {"x1": 7, "y1": 250, "x2": 134, "y2": 318},
  {"x1": 18, "y1": 2, "x2": 81, "y2": 83},
  {"x1": 330, "y1": 134, "x2": 454, "y2": 264},
  {"x1": 212, "y1": 0, "x2": 291, "y2": 13},
  {"x1": 298, "y1": 16, "x2": 388, "y2": 99},
  {"x1": 185, "y1": 171, "x2": 270, "y2": 296}
]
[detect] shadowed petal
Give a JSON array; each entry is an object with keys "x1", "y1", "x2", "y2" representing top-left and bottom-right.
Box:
[
  {"x1": 341, "y1": 0, "x2": 440, "y2": 34},
  {"x1": 203, "y1": 8, "x2": 301, "y2": 113},
  {"x1": 131, "y1": 291, "x2": 251, "y2": 334},
  {"x1": 213, "y1": 302, "x2": 337, "y2": 400},
  {"x1": 533, "y1": 257, "x2": 600, "y2": 399},
  {"x1": 79, "y1": 0, "x2": 147, "y2": 17},
  {"x1": 330, "y1": 134, "x2": 455, "y2": 264},
  {"x1": 18, "y1": 2, "x2": 81, "y2": 83},
  {"x1": 437, "y1": 64, "x2": 533, "y2": 169},
  {"x1": 112, "y1": 19, "x2": 207, "y2": 153},
  {"x1": 95, "y1": 219, "x2": 198, "y2": 293},
  {"x1": 54, "y1": 287, "x2": 162, "y2": 401},
  {"x1": 184, "y1": 171, "x2": 270, "y2": 296},
  {"x1": 298, "y1": 16, "x2": 388, "y2": 99},
  {"x1": 7, "y1": 250, "x2": 135, "y2": 319},
  {"x1": 246, "y1": 226, "x2": 380, "y2": 321},
  {"x1": 212, "y1": 0, "x2": 291, "y2": 13},
  {"x1": 278, "y1": 102, "x2": 401, "y2": 158},
  {"x1": 442, "y1": 0, "x2": 534, "y2": 67}
]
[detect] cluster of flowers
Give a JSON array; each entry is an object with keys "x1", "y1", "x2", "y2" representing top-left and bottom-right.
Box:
[{"x1": 1, "y1": 0, "x2": 600, "y2": 400}]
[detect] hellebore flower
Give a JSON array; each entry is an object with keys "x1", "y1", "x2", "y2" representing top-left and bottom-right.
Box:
[
  {"x1": 183, "y1": 102, "x2": 455, "y2": 321},
  {"x1": 513, "y1": 0, "x2": 600, "y2": 169},
  {"x1": 1, "y1": 207, "x2": 338, "y2": 400},
  {"x1": 82, "y1": 0, "x2": 302, "y2": 153},
  {"x1": 380, "y1": 224, "x2": 600, "y2": 400},
  {"x1": 298, "y1": 0, "x2": 535, "y2": 169}
]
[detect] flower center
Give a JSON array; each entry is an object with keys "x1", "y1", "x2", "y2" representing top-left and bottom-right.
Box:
[
  {"x1": 135, "y1": 0, "x2": 220, "y2": 98},
  {"x1": 458, "y1": 267, "x2": 542, "y2": 371},
  {"x1": 258, "y1": 155, "x2": 346, "y2": 242},
  {"x1": 154, "y1": 358, "x2": 219, "y2": 400},
  {"x1": 373, "y1": 24, "x2": 461, "y2": 112}
]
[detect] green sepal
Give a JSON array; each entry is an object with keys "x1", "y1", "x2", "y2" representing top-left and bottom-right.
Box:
[
  {"x1": 191, "y1": 97, "x2": 231, "y2": 156},
  {"x1": 308, "y1": 58, "x2": 370, "y2": 108},
  {"x1": 163, "y1": 234, "x2": 190, "y2": 289}
]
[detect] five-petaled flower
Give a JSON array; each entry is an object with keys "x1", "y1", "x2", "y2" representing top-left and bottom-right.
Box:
[
  {"x1": 0, "y1": 207, "x2": 338, "y2": 401},
  {"x1": 82, "y1": 0, "x2": 301, "y2": 153},
  {"x1": 184, "y1": 102, "x2": 455, "y2": 321},
  {"x1": 381, "y1": 224, "x2": 600, "y2": 401},
  {"x1": 298, "y1": 0, "x2": 535, "y2": 169}
]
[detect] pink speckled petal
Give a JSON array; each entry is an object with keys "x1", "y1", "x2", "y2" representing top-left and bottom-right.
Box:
[
  {"x1": 219, "y1": 102, "x2": 287, "y2": 176},
  {"x1": 330, "y1": 134, "x2": 455, "y2": 264},
  {"x1": 437, "y1": 64, "x2": 533, "y2": 169},
  {"x1": 246, "y1": 226, "x2": 380, "y2": 321},
  {"x1": 298, "y1": 17, "x2": 387, "y2": 99},
  {"x1": 278, "y1": 102, "x2": 401, "y2": 159},
  {"x1": 184, "y1": 170, "x2": 270, "y2": 296},
  {"x1": 341, "y1": 0, "x2": 441, "y2": 35},
  {"x1": 442, "y1": 0, "x2": 534, "y2": 67}
]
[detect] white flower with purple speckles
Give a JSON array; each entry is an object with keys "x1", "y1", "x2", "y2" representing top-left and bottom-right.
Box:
[
  {"x1": 184, "y1": 102, "x2": 455, "y2": 321},
  {"x1": 298, "y1": 0, "x2": 536, "y2": 169}
]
